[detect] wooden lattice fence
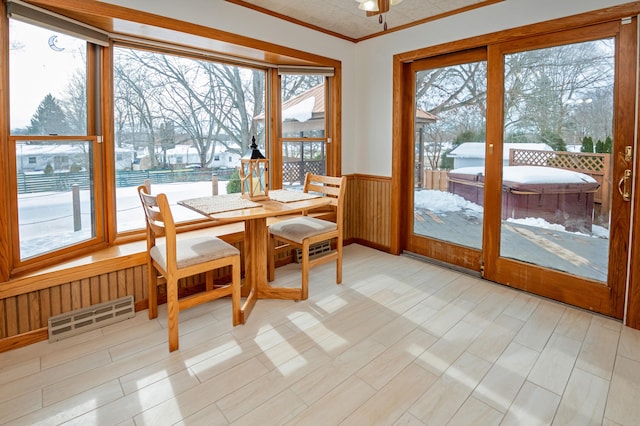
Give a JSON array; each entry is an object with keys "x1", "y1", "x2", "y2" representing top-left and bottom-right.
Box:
[
  {"x1": 509, "y1": 149, "x2": 611, "y2": 216},
  {"x1": 282, "y1": 160, "x2": 325, "y2": 185}
]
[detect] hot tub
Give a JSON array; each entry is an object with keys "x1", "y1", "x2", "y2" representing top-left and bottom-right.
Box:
[{"x1": 448, "y1": 166, "x2": 600, "y2": 231}]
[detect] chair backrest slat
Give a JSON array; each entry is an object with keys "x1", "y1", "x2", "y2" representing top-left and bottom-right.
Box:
[
  {"x1": 138, "y1": 186, "x2": 177, "y2": 263},
  {"x1": 303, "y1": 173, "x2": 346, "y2": 224}
]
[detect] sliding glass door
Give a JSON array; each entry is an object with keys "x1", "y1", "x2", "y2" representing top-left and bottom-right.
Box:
[{"x1": 406, "y1": 20, "x2": 634, "y2": 317}]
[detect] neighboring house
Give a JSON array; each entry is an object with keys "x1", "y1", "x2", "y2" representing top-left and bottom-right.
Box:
[
  {"x1": 212, "y1": 151, "x2": 241, "y2": 169},
  {"x1": 164, "y1": 144, "x2": 202, "y2": 166},
  {"x1": 254, "y1": 84, "x2": 326, "y2": 137},
  {"x1": 114, "y1": 147, "x2": 137, "y2": 171},
  {"x1": 16, "y1": 144, "x2": 136, "y2": 173},
  {"x1": 162, "y1": 144, "x2": 241, "y2": 168},
  {"x1": 447, "y1": 142, "x2": 553, "y2": 169},
  {"x1": 16, "y1": 144, "x2": 89, "y2": 173}
]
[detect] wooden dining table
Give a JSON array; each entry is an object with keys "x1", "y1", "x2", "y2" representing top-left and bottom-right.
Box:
[{"x1": 178, "y1": 190, "x2": 332, "y2": 323}]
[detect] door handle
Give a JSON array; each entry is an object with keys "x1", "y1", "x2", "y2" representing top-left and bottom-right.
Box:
[{"x1": 618, "y1": 169, "x2": 632, "y2": 201}]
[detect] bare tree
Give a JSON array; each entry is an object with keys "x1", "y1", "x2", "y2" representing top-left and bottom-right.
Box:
[
  {"x1": 114, "y1": 50, "x2": 163, "y2": 167},
  {"x1": 414, "y1": 37, "x2": 614, "y2": 169},
  {"x1": 505, "y1": 39, "x2": 614, "y2": 146},
  {"x1": 282, "y1": 74, "x2": 323, "y2": 101},
  {"x1": 112, "y1": 47, "x2": 265, "y2": 168}
]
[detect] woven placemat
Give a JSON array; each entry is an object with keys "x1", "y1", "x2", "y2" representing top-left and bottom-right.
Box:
[
  {"x1": 268, "y1": 189, "x2": 321, "y2": 203},
  {"x1": 180, "y1": 194, "x2": 260, "y2": 215}
]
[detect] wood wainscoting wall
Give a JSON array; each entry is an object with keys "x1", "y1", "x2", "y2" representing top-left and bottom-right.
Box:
[
  {"x1": 344, "y1": 174, "x2": 392, "y2": 252},
  {"x1": 0, "y1": 264, "x2": 147, "y2": 351},
  {"x1": 0, "y1": 174, "x2": 393, "y2": 352},
  {"x1": 0, "y1": 238, "x2": 243, "y2": 353}
]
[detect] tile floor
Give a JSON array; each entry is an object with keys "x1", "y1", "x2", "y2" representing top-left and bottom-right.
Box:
[{"x1": 1, "y1": 244, "x2": 639, "y2": 425}]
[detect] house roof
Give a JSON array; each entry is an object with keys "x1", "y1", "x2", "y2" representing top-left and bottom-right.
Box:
[
  {"x1": 254, "y1": 84, "x2": 325, "y2": 123},
  {"x1": 415, "y1": 109, "x2": 438, "y2": 124},
  {"x1": 448, "y1": 142, "x2": 553, "y2": 160}
]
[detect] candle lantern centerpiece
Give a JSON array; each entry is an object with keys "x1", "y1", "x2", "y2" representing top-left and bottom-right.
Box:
[{"x1": 239, "y1": 136, "x2": 269, "y2": 201}]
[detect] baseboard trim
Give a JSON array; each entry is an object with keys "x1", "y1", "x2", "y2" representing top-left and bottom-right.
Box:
[
  {"x1": 0, "y1": 328, "x2": 48, "y2": 353},
  {"x1": 346, "y1": 238, "x2": 391, "y2": 253}
]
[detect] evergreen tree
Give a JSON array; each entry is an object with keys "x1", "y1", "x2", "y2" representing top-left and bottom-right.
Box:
[
  {"x1": 26, "y1": 94, "x2": 70, "y2": 135},
  {"x1": 580, "y1": 136, "x2": 594, "y2": 153},
  {"x1": 226, "y1": 169, "x2": 241, "y2": 193}
]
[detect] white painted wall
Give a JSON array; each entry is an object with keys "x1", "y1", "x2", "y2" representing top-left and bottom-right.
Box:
[
  {"x1": 354, "y1": 0, "x2": 633, "y2": 176},
  {"x1": 100, "y1": 0, "x2": 632, "y2": 176}
]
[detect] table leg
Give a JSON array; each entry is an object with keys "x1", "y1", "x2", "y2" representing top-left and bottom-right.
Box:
[
  {"x1": 241, "y1": 218, "x2": 303, "y2": 323},
  {"x1": 239, "y1": 218, "x2": 262, "y2": 323}
]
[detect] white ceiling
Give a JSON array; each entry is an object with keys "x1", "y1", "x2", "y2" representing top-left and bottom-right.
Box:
[{"x1": 227, "y1": 0, "x2": 499, "y2": 42}]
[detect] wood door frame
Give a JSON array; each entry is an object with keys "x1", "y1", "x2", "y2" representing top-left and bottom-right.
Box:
[{"x1": 391, "y1": 3, "x2": 640, "y2": 325}]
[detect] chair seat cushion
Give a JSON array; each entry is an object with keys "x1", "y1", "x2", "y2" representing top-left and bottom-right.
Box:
[
  {"x1": 269, "y1": 216, "x2": 337, "y2": 244},
  {"x1": 151, "y1": 236, "x2": 239, "y2": 270}
]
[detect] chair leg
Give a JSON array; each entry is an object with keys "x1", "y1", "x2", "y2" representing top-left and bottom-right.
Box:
[
  {"x1": 166, "y1": 277, "x2": 180, "y2": 352},
  {"x1": 336, "y1": 237, "x2": 343, "y2": 285},
  {"x1": 231, "y1": 256, "x2": 242, "y2": 325},
  {"x1": 148, "y1": 262, "x2": 158, "y2": 320},
  {"x1": 301, "y1": 240, "x2": 310, "y2": 300},
  {"x1": 267, "y1": 234, "x2": 275, "y2": 282},
  {"x1": 205, "y1": 270, "x2": 214, "y2": 291}
]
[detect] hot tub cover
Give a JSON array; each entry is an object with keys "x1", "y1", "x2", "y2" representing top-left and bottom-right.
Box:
[{"x1": 450, "y1": 166, "x2": 599, "y2": 193}]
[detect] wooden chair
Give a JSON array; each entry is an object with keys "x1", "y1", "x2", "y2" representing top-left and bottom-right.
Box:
[
  {"x1": 138, "y1": 185, "x2": 241, "y2": 352},
  {"x1": 267, "y1": 173, "x2": 347, "y2": 300}
]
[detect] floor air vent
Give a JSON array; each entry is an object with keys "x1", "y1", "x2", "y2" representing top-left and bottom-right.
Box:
[
  {"x1": 295, "y1": 241, "x2": 332, "y2": 263},
  {"x1": 48, "y1": 295, "x2": 135, "y2": 342}
]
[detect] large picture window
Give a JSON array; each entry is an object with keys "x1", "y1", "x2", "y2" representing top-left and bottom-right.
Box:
[{"x1": 112, "y1": 46, "x2": 266, "y2": 233}]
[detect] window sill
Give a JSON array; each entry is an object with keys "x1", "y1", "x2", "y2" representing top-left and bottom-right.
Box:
[{"x1": 0, "y1": 222, "x2": 246, "y2": 300}]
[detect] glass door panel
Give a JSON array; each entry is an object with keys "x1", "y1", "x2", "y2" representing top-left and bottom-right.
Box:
[
  {"x1": 500, "y1": 38, "x2": 614, "y2": 283},
  {"x1": 413, "y1": 60, "x2": 487, "y2": 252}
]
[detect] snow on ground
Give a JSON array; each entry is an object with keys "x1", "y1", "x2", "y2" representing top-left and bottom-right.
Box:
[
  {"x1": 18, "y1": 179, "x2": 303, "y2": 259},
  {"x1": 414, "y1": 189, "x2": 483, "y2": 214}
]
